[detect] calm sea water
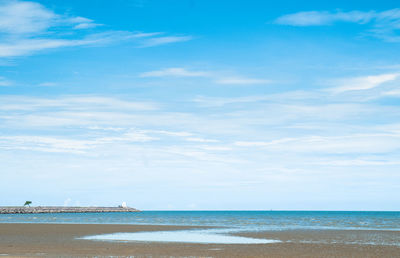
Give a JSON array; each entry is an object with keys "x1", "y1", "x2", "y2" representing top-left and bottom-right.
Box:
[{"x1": 1, "y1": 211, "x2": 399, "y2": 231}]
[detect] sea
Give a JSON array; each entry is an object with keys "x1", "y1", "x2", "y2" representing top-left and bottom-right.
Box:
[{"x1": 1, "y1": 211, "x2": 399, "y2": 245}]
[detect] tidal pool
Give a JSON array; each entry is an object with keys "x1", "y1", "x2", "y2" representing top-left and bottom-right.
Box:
[{"x1": 82, "y1": 229, "x2": 280, "y2": 244}]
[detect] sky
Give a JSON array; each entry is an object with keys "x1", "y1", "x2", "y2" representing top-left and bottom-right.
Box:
[{"x1": 1, "y1": 0, "x2": 400, "y2": 210}]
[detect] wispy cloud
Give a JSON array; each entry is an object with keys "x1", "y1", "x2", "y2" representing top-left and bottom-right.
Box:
[
  {"x1": 0, "y1": 95, "x2": 158, "y2": 111},
  {"x1": 0, "y1": 30, "x2": 151, "y2": 58},
  {"x1": 199, "y1": 145, "x2": 232, "y2": 151},
  {"x1": 0, "y1": 0, "x2": 106, "y2": 57},
  {"x1": 130, "y1": 32, "x2": 164, "y2": 38},
  {"x1": 0, "y1": 0, "x2": 57, "y2": 34},
  {"x1": 214, "y1": 77, "x2": 271, "y2": 85},
  {"x1": 382, "y1": 89, "x2": 400, "y2": 96},
  {"x1": 193, "y1": 95, "x2": 273, "y2": 107},
  {"x1": 0, "y1": 135, "x2": 93, "y2": 154},
  {"x1": 329, "y1": 73, "x2": 399, "y2": 93},
  {"x1": 193, "y1": 91, "x2": 321, "y2": 107},
  {"x1": 0, "y1": 37, "x2": 99, "y2": 57},
  {"x1": 148, "y1": 130, "x2": 193, "y2": 137},
  {"x1": 38, "y1": 82, "x2": 57, "y2": 87},
  {"x1": 139, "y1": 67, "x2": 270, "y2": 85},
  {"x1": 275, "y1": 9, "x2": 400, "y2": 41},
  {"x1": 310, "y1": 159, "x2": 400, "y2": 166},
  {"x1": 185, "y1": 137, "x2": 219, "y2": 143},
  {"x1": 0, "y1": 76, "x2": 12, "y2": 86},
  {"x1": 1, "y1": 91, "x2": 400, "y2": 209},
  {"x1": 235, "y1": 133, "x2": 400, "y2": 154},
  {"x1": 139, "y1": 36, "x2": 193, "y2": 47},
  {"x1": 0, "y1": 0, "x2": 192, "y2": 58},
  {"x1": 275, "y1": 10, "x2": 375, "y2": 26},
  {"x1": 139, "y1": 67, "x2": 209, "y2": 78},
  {"x1": 0, "y1": 1, "x2": 100, "y2": 34},
  {"x1": 69, "y1": 17, "x2": 102, "y2": 29},
  {"x1": 95, "y1": 130, "x2": 159, "y2": 144},
  {"x1": 0, "y1": 129, "x2": 158, "y2": 154}
]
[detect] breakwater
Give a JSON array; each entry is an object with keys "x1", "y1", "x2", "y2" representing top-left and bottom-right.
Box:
[{"x1": 0, "y1": 206, "x2": 139, "y2": 214}]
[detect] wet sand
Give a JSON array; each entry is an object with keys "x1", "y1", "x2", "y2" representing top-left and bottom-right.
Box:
[{"x1": 0, "y1": 223, "x2": 399, "y2": 257}]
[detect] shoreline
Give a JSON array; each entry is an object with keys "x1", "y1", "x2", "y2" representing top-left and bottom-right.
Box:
[{"x1": 0, "y1": 223, "x2": 399, "y2": 257}]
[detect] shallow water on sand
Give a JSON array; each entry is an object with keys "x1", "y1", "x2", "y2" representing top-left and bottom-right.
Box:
[{"x1": 82, "y1": 229, "x2": 280, "y2": 244}]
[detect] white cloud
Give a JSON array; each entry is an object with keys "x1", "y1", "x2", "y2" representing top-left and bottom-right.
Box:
[
  {"x1": 73, "y1": 22, "x2": 101, "y2": 29},
  {"x1": 0, "y1": 0, "x2": 106, "y2": 57},
  {"x1": 214, "y1": 77, "x2": 271, "y2": 85},
  {"x1": 275, "y1": 9, "x2": 400, "y2": 41},
  {"x1": 96, "y1": 131, "x2": 158, "y2": 144},
  {"x1": 0, "y1": 135, "x2": 93, "y2": 154},
  {"x1": 139, "y1": 68, "x2": 209, "y2": 78},
  {"x1": 0, "y1": 76, "x2": 12, "y2": 86},
  {"x1": 0, "y1": 1, "x2": 100, "y2": 34},
  {"x1": 38, "y1": 82, "x2": 57, "y2": 87},
  {"x1": 88, "y1": 126, "x2": 124, "y2": 132},
  {"x1": 310, "y1": 159, "x2": 400, "y2": 166},
  {"x1": 193, "y1": 91, "x2": 320, "y2": 107},
  {"x1": 185, "y1": 137, "x2": 219, "y2": 143},
  {"x1": 275, "y1": 10, "x2": 375, "y2": 26},
  {"x1": 149, "y1": 130, "x2": 193, "y2": 137},
  {"x1": 140, "y1": 67, "x2": 270, "y2": 85},
  {"x1": 0, "y1": 30, "x2": 174, "y2": 58},
  {"x1": 0, "y1": 0, "x2": 56, "y2": 34},
  {"x1": 67, "y1": 16, "x2": 92, "y2": 23},
  {"x1": 131, "y1": 32, "x2": 163, "y2": 38},
  {"x1": 0, "y1": 1, "x2": 192, "y2": 58},
  {"x1": 382, "y1": 89, "x2": 400, "y2": 96},
  {"x1": 235, "y1": 134, "x2": 400, "y2": 154},
  {"x1": 139, "y1": 36, "x2": 193, "y2": 47},
  {"x1": 0, "y1": 38, "x2": 95, "y2": 57},
  {"x1": 68, "y1": 16, "x2": 102, "y2": 29},
  {"x1": 166, "y1": 147, "x2": 241, "y2": 163},
  {"x1": 329, "y1": 73, "x2": 399, "y2": 93},
  {"x1": 0, "y1": 129, "x2": 158, "y2": 154},
  {"x1": 235, "y1": 138, "x2": 295, "y2": 147},
  {"x1": 0, "y1": 95, "x2": 158, "y2": 111},
  {"x1": 194, "y1": 95, "x2": 275, "y2": 107},
  {"x1": 199, "y1": 145, "x2": 232, "y2": 151},
  {"x1": 1, "y1": 91, "x2": 400, "y2": 210}
]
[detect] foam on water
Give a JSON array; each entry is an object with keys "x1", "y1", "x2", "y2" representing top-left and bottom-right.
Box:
[{"x1": 82, "y1": 229, "x2": 280, "y2": 244}]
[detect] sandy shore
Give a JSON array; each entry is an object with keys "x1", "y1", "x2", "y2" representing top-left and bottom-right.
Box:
[{"x1": 0, "y1": 223, "x2": 399, "y2": 257}]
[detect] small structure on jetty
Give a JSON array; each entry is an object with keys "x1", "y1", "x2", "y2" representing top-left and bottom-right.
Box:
[{"x1": 0, "y1": 206, "x2": 140, "y2": 214}]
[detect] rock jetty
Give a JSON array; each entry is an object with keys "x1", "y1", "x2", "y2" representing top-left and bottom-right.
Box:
[{"x1": 0, "y1": 206, "x2": 140, "y2": 214}]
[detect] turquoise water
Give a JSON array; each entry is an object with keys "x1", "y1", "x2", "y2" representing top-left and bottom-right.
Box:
[{"x1": 1, "y1": 211, "x2": 399, "y2": 231}]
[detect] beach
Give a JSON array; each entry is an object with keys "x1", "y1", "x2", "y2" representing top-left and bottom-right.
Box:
[
  {"x1": 3, "y1": 0, "x2": 400, "y2": 256},
  {"x1": 1, "y1": 223, "x2": 399, "y2": 257}
]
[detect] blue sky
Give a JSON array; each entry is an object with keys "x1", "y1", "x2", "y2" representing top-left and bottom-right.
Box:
[{"x1": 1, "y1": 0, "x2": 400, "y2": 210}]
